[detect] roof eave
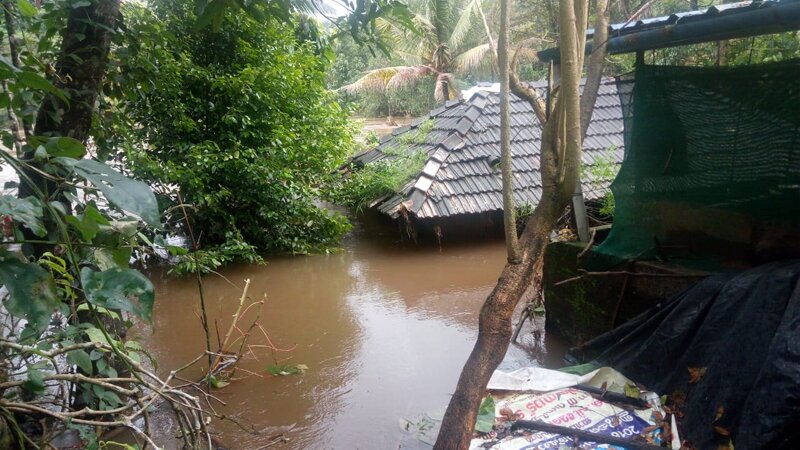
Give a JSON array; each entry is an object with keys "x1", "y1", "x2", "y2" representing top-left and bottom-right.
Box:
[{"x1": 538, "y1": 0, "x2": 800, "y2": 62}]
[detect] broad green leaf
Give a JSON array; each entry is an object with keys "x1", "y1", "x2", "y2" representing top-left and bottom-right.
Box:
[
  {"x1": 66, "y1": 215, "x2": 98, "y2": 241},
  {"x1": 17, "y1": 71, "x2": 66, "y2": 102},
  {"x1": 194, "y1": 0, "x2": 227, "y2": 30},
  {"x1": 100, "y1": 390, "x2": 122, "y2": 408},
  {"x1": 81, "y1": 267, "x2": 155, "y2": 322},
  {"x1": 65, "y1": 203, "x2": 108, "y2": 241},
  {"x1": 167, "y1": 245, "x2": 188, "y2": 256},
  {"x1": 207, "y1": 374, "x2": 229, "y2": 389},
  {"x1": 44, "y1": 137, "x2": 86, "y2": 159},
  {"x1": 92, "y1": 247, "x2": 132, "y2": 271},
  {"x1": 0, "y1": 195, "x2": 46, "y2": 237},
  {"x1": 0, "y1": 55, "x2": 18, "y2": 78},
  {"x1": 126, "y1": 351, "x2": 141, "y2": 364},
  {"x1": 0, "y1": 250, "x2": 59, "y2": 335},
  {"x1": 59, "y1": 158, "x2": 161, "y2": 228},
  {"x1": 557, "y1": 363, "x2": 599, "y2": 376},
  {"x1": 474, "y1": 394, "x2": 496, "y2": 433},
  {"x1": 76, "y1": 303, "x2": 120, "y2": 320},
  {"x1": 16, "y1": 0, "x2": 37, "y2": 17},
  {"x1": 23, "y1": 368, "x2": 46, "y2": 396},
  {"x1": 624, "y1": 383, "x2": 641, "y2": 399},
  {"x1": 67, "y1": 349, "x2": 94, "y2": 374},
  {"x1": 84, "y1": 326, "x2": 114, "y2": 346}
]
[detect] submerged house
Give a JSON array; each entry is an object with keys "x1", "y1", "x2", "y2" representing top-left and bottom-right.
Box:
[{"x1": 349, "y1": 79, "x2": 625, "y2": 237}]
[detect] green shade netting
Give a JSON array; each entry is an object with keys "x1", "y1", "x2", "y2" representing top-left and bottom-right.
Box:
[{"x1": 595, "y1": 60, "x2": 800, "y2": 268}]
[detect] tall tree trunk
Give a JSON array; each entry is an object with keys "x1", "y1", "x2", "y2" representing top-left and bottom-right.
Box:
[
  {"x1": 34, "y1": 0, "x2": 119, "y2": 141},
  {"x1": 19, "y1": 0, "x2": 120, "y2": 200},
  {"x1": 498, "y1": 0, "x2": 520, "y2": 262},
  {"x1": 432, "y1": 0, "x2": 609, "y2": 447},
  {"x1": 2, "y1": 0, "x2": 29, "y2": 149}
]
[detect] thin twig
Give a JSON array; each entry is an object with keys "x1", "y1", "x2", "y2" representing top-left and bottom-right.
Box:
[{"x1": 554, "y1": 269, "x2": 707, "y2": 287}]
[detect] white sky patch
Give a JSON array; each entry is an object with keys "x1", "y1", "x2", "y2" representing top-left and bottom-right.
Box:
[{"x1": 319, "y1": 0, "x2": 350, "y2": 19}]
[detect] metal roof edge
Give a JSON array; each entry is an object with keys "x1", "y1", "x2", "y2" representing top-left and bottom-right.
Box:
[{"x1": 538, "y1": 0, "x2": 798, "y2": 61}]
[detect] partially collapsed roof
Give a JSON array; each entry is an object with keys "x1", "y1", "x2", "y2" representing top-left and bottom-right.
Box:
[{"x1": 350, "y1": 79, "x2": 624, "y2": 220}]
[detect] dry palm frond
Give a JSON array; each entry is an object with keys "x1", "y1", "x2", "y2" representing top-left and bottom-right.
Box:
[
  {"x1": 339, "y1": 66, "x2": 408, "y2": 95},
  {"x1": 512, "y1": 46, "x2": 540, "y2": 63},
  {"x1": 455, "y1": 43, "x2": 492, "y2": 72},
  {"x1": 386, "y1": 65, "x2": 435, "y2": 90}
]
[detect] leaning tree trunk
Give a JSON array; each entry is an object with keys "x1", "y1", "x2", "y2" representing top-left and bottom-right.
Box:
[
  {"x1": 18, "y1": 0, "x2": 120, "y2": 200},
  {"x1": 432, "y1": 0, "x2": 610, "y2": 446}
]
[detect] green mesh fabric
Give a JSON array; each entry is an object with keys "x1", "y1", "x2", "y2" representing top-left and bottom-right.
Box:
[{"x1": 595, "y1": 60, "x2": 800, "y2": 268}]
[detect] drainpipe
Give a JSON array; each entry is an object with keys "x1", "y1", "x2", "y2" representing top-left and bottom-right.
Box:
[{"x1": 572, "y1": 181, "x2": 590, "y2": 242}]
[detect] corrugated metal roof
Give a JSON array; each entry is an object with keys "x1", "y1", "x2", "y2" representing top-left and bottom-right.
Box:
[
  {"x1": 538, "y1": 0, "x2": 799, "y2": 61},
  {"x1": 350, "y1": 78, "x2": 624, "y2": 219}
]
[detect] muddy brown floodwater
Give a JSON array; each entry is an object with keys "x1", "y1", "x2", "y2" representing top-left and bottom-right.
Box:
[{"x1": 134, "y1": 227, "x2": 568, "y2": 449}]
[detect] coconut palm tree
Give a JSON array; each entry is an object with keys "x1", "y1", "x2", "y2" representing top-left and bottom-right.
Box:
[
  {"x1": 340, "y1": 0, "x2": 487, "y2": 103},
  {"x1": 341, "y1": 0, "x2": 543, "y2": 104}
]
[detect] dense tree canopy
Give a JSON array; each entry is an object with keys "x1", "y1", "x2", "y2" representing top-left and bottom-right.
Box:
[{"x1": 108, "y1": 1, "x2": 353, "y2": 257}]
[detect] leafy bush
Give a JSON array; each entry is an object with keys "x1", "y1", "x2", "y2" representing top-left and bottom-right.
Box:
[
  {"x1": 327, "y1": 151, "x2": 427, "y2": 212},
  {"x1": 170, "y1": 230, "x2": 264, "y2": 276},
  {"x1": 109, "y1": 2, "x2": 353, "y2": 255}
]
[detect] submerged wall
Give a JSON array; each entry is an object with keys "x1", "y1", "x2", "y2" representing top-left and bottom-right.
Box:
[{"x1": 543, "y1": 241, "x2": 707, "y2": 346}]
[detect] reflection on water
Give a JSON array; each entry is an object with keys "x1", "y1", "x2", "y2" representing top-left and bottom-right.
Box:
[{"x1": 135, "y1": 230, "x2": 567, "y2": 449}]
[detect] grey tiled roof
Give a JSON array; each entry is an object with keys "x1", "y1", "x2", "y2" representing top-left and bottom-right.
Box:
[{"x1": 350, "y1": 78, "x2": 624, "y2": 219}]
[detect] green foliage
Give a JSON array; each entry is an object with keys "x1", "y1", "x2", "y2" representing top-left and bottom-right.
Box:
[
  {"x1": 170, "y1": 231, "x2": 264, "y2": 276},
  {"x1": 63, "y1": 159, "x2": 161, "y2": 228},
  {"x1": 327, "y1": 151, "x2": 427, "y2": 211},
  {"x1": 80, "y1": 268, "x2": 155, "y2": 322},
  {"x1": 0, "y1": 195, "x2": 45, "y2": 237},
  {"x1": 109, "y1": 2, "x2": 353, "y2": 255},
  {"x1": 0, "y1": 249, "x2": 60, "y2": 336},
  {"x1": 583, "y1": 146, "x2": 619, "y2": 217},
  {"x1": 328, "y1": 32, "x2": 440, "y2": 118},
  {"x1": 396, "y1": 119, "x2": 434, "y2": 146},
  {"x1": 475, "y1": 394, "x2": 496, "y2": 433},
  {"x1": 599, "y1": 192, "x2": 615, "y2": 217}
]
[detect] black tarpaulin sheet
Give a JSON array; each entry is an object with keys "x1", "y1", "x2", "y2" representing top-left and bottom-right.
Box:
[{"x1": 566, "y1": 260, "x2": 800, "y2": 449}]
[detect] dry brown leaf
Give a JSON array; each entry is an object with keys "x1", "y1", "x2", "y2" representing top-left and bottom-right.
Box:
[
  {"x1": 499, "y1": 406, "x2": 516, "y2": 421},
  {"x1": 688, "y1": 366, "x2": 708, "y2": 384}
]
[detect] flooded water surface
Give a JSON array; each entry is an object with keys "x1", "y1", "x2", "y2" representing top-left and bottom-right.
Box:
[{"x1": 136, "y1": 229, "x2": 566, "y2": 449}]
